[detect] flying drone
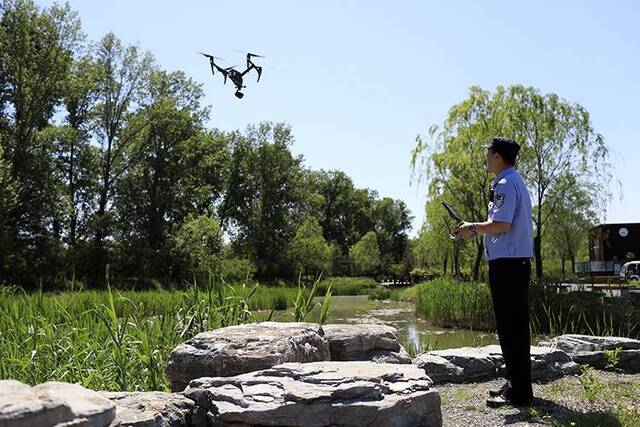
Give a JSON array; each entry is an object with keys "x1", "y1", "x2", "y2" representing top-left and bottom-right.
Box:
[{"x1": 199, "y1": 51, "x2": 264, "y2": 99}]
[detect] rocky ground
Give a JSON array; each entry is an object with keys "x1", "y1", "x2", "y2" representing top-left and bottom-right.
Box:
[{"x1": 438, "y1": 370, "x2": 640, "y2": 427}]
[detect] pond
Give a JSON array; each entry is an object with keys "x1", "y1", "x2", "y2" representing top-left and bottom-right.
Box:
[{"x1": 270, "y1": 295, "x2": 499, "y2": 353}]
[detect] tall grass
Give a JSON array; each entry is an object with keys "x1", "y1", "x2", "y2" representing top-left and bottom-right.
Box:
[
  {"x1": 414, "y1": 277, "x2": 495, "y2": 330},
  {"x1": 529, "y1": 287, "x2": 640, "y2": 339},
  {"x1": 413, "y1": 277, "x2": 640, "y2": 340},
  {"x1": 0, "y1": 279, "x2": 311, "y2": 392}
]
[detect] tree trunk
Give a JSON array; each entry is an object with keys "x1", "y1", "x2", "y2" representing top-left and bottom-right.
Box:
[
  {"x1": 534, "y1": 221, "x2": 543, "y2": 285},
  {"x1": 473, "y1": 239, "x2": 484, "y2": 282},
  {"x1": 443, "y1": 250, "x2": 448, "y2": 275}
]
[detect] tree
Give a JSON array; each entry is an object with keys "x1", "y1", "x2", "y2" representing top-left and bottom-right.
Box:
[
  {"x1": 0, "y1": 145, "x2": 17, "y2": 275},
  {"x1": 219, "y1": 122, "x2": 307, "y2": 279},
  {"x1": 89, "y1": 32, "x2": 153, "y2": 284},
  {"x1": 505, "y1": 85, "x2": 612, "y2": 284},
  {"x1": 371, "y1": 197, "x2": 413, "y2": 270},
  {"x1": 0, "y1": 0, "x2": 82, "y2": 284},
  {"x1": 288, "y1": 216, "x2": 331, "y2": 280},
  {"x1": 113, "y1": 69, "x2": 211, "y2": 282},
  {"x1": 411, "y1": 86, "x2": 503, "y2": 280},
  {"x1": 543, "y1": 174, "x2": 596, "y2": 280},
  {"x1": 170, "y1": 214, "x2": 223, "y2": 281},
  {"x1": 412, "y1": 85, "x2": 612, "y2": 283},
  {"x1": 349, "y1": 231, "x2": 381, "y2": 276}
]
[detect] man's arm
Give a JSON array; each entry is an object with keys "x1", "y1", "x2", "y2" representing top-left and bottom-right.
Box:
[
  {"x1": 453, "y1": 179, "x2": 516, "y2": 240},
  {"x1": 454, "y1": 220, "x2": 510, "y2": 240},
  {"x1": 475, "y1": 220, "x2": 511, "y2": 235}
]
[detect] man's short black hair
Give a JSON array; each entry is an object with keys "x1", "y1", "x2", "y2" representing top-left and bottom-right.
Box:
[{"x1": 486, "y1": 137, "x2": 520, "y2": 165}]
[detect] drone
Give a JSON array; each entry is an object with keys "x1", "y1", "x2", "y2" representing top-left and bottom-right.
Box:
[{"x1": 199, "y1": 51, "x2": 264, "y2": 99}]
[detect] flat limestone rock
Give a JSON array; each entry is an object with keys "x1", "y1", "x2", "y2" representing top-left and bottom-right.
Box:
[
  {"x1": 33, "y1": 382, "x2": 116, "y2": 427},
  {"x1": 421, "y1": 345, "x2": 504, "y2": 382},
  {"x1": 184, "y1": 361, "x2": 442, "y2": 427},
  {"x1": 322, "y1": 324, "x2": 412, "y2": 364},
  {"x1": 412, "y1": 354, "x2": 465, "y2": 384},
  {"x1": 166, "y1": 322, "x2": 331, "y2": 391},
  {"x1": 539, "y1": 334, "x2": 640, "y2": 371},
  {"x1": 0, "y1": 380, "x2": 115, "y2": 427},
  {"x1": 528, "y1": 345, "x2": 582, "y2": 381},
  {"x1": 100, "y1": 391, "x2": 195, "y2": 427},
  {"x1": 0, "y1": 380, "x2": 71, "y2": 427},
  {"x1": 414, "y1": 345, "x2": 580, "y2": 384}
]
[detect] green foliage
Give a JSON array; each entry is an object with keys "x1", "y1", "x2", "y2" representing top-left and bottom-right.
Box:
[
  {"x1": 317, "y1": 284, "x2": 332, "y2": 325},
  {"x1": 288, "y1": 216, "x2": 331, "y2": 279},
  {"x1": 0, "y1": 283, "x2": 308, "y2": 391},
  {"x1": 350, "y1": 231, "x2": 381, "y2": 275},
  {"x1": 411, "y1": 85, "x2": 613, "y2": 283},
  {"x1": 579, "y1": 365, "x2": 605, "y2": 406},
  {"x1": 368, "y1": 287, "x2": 391, "y2": 300},
  {"x1": 415, "y1": 277, "x2": 494, "y2": 330},
  {"x1": 0, "y1": 1, "x2": 413, "y2": 289},
  {"x1": 170, "y1": 214, "x2": 223, "y2": 278},
  {"x1": 604, "y1": 346, "x2": 622, "y2": 370},
  {"x1": 529, "y1": 286, "x2": 640, "y2": 339},
  {"x1": 291, "y1": 274, "x2": 323, "y2": 322},
  {"x1": 316, "y1": 276, "x2": 378, "y2": 295},
  {"x1": 219, "y1": 258, "x2": 257, "y2": 283},
  {"x1": 412, "y1": 277, "x2": 640, "y2": 339}
]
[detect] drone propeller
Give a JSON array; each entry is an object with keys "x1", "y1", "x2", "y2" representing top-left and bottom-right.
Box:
[
  {"x1": 198, "y1": 51, "x2": 223, "y2": 60},
  {"x1": 247, "y1": 52, "x2": 264, "y2": 59}
]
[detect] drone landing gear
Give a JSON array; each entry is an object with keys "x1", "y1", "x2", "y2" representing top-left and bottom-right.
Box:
[{"x1": 234, "y1": 91, "x2": 244, "y2": 99}]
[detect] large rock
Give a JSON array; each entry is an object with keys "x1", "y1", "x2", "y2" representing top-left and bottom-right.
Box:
[
  {"x1": 0, "y1": 380, "x2": 115, "y2": 427},
  {"x1": 414, "y1": 346, "x2": 503, "y2": 383},
  {"x1": 184, "y1": 361, "x2": 442, "y2": 427},
  {"x1": 100, "y1": 391, "x2": 195, "y2": 427},
  {"x1": 0, "y1": 380, "x2": 71, "y2": 427},
  {"x1": 411, "y1": 354, "x2": 465, "y2": 384},
  {"x1": 527, "y1": 345, "x2": 582, "y2": 381},
  {"x1": 413, "y1": 345, "x2": 580, "y2": 384},
  {"x1": 322, "y1": 324, "x2": 412, "y2": 364},
  {"x1": 166, "y1": 322, "x2": 331, "y2": 391},
  {"x1": 539, "y1": 334, "x2": 640, "y2": 371}
]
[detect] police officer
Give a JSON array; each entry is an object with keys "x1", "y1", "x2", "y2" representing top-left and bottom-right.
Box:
[{"x1": 453, "y1": 137, "x2": 534, "y2": 407}]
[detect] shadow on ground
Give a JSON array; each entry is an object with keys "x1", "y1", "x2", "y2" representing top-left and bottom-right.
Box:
[{"x1": 504, "y1": 397, "x2": 623, "y2": 426}]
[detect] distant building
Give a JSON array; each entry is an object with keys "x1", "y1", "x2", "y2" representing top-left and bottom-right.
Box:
[{"x1": 576, "y1": 223, "x2": 640, "y2": 276}]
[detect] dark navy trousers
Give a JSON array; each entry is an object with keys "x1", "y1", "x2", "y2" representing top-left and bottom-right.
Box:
[{"x1": 488, "y1": 257, "x2": 533, "y2": 400}]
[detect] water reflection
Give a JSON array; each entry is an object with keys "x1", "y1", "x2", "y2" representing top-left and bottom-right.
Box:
[{"x1": 269, "y1": 295, "x2": 499, "y2": 352}]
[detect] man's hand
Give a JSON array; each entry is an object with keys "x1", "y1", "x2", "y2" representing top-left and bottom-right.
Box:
[{"x1": 453, "y1": 221, "x2": 476, "y2": 240}]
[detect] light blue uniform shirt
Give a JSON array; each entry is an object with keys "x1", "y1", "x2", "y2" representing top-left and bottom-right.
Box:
[{"x1": 484, "y1": 166, "x2": 534, "y2": 261}]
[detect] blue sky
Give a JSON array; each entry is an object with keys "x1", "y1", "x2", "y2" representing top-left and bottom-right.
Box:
[{"x1": 39, "y1": 1, "x2": 640, "y2": 237}]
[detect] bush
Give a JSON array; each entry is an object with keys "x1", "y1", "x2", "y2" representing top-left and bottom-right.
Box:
[
  {"x1": 316, "y1": 276, "x2": 378, "y2": 296},
  {"x1": 219, "y1": 258, "x2": 257, "y2": 283},
  {"x1": 170, "y1": 215, "x2": 223, "y2": 279}
]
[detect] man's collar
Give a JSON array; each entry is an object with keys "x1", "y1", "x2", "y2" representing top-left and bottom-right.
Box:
[{"x1": 492, "y1": 166, "x2": 515, "y2": 187}]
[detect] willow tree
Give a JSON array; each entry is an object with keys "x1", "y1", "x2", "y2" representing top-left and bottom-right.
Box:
[
  {"x1": 411, "y1": 86, "x2": 508, "y2": 281},
  {"x1": 504, "y1": 86, "x2": 612, "y2": 284},
  {"x1": 412, "y1": 85, "x2": 612, "y2": 284}
]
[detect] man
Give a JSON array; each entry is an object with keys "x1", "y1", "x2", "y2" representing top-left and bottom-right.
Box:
[{"x1": 453, "y1": 137, "x2": 534, "y2": 408}]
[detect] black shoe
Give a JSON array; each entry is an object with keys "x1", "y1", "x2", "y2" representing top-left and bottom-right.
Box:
[
  {"x1": 489, "y1": 381, "x2": 511, "y2": 397},
  {"x1": 486, "y1": 393, "x2": 533, "y2": 408}
]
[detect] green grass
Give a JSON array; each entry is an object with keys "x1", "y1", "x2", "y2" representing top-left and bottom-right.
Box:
[
  {"x1": 411, "y1": 276, "x2": 640, "y2": 339},
  {"x1": 316, "y1": 276, "x2": 378, "y2": 296},
  {"x1": 538, "y1": 375, "x2": 640, "y2": 427},
  {"x1": 0, "y1": 281, "x2": 317, "y2": 392},
  {"x1": 414, "y1": 277, "x2": 495, "y2": 330}
]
